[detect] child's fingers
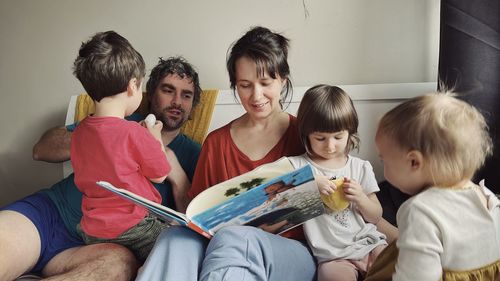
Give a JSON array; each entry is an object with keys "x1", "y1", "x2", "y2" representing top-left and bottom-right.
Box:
[
  {"x1": 320, "y1": 189, "x2": 330, "y2": 196},
  {"x1": 343, "y1": 186, "x2": 352, "y2": 196},
  {"x1": 343, "y1": 177, "x2": 356, "y2": 184},
  {"x1": 319, "y1": 186, "x2": 331, "y2": 195},
  {"x1": 153, "y1": 120, "x2": 163, "y2": 130},
  {"x1": 329, "y1": 181, "x2": 338, "y2": 191},
  {"x1": 319, "y1": 184, "x2": 334, "y2": 195},
  {"x1": 344, "y1": 177, "x2": 359, "y2": 185}
]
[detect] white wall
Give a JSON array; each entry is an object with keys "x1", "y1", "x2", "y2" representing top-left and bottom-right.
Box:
[{"x1": 0, "y1": 0, "x2": 440, "y2": 206}]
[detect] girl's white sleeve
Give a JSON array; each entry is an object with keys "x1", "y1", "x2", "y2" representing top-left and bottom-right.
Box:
[{"x1": 359, "y1": 160, "x2": 379, "y2": 194}]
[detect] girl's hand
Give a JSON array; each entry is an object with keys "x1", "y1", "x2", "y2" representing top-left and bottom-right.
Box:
[
  {"x1": 343, "y1": 177, "x2": 383, "y2": 224},
  {"x1": 343, "y1": 177, "x2": 368, "y2": 204},
  {"x1": 315, "y1": 175, "x2": 337, "y2": 195}
]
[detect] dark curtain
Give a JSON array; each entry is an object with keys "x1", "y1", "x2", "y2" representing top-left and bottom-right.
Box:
[{"x1": 438, "y1": 0, "x2": 500, "y2": 193}]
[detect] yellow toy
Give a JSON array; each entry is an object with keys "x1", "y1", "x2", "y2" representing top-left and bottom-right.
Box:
[{"x1": 320, "y1": 177, "x2": 349, "y2": 211}]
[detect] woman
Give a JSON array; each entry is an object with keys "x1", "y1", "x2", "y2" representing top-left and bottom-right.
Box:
[{"x1": 136, "y1": 26, "x2": 316, "y2": 281}]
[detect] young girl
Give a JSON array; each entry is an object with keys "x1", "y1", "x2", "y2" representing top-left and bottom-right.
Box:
[
  {"x1": 288, "y1": 84, "x2": 387, "y2": 281},
  {"x1": 374, "y1": 93, "x2": 500, "y2": 280}
]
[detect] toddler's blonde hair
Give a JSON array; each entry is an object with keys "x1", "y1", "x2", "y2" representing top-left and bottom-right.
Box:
[{"x1": 377, "y1": 92, "x2": 493, "y2": 187}]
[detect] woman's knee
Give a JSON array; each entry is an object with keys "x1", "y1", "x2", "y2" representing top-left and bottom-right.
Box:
[
  {"x1": 206, "y1": 226, "x2": 270, "y2": 264},
  {"x1": 212, "y1": 226, "x2": 263, "y2": 245}
]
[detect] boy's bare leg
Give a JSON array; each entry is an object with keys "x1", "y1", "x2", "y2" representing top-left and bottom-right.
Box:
[
  {"x1": 42, "y1": 243, "x2": 138, "y2": 281},
  {"x1": 0, "y1": 211, "x2": 41, "y2": 281}
]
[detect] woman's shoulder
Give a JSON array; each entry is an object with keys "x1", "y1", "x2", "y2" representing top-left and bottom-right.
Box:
[
  {"x1": 205, "y1": 121, "x2": 233, "y2": 138},
  {"x1": 284, "y1": 113, "x2": 300, "y2": 135},
  {"x1": 287, "y1": 113, "x2": 298, "y2": 125},
  {"x1": 204, "y1": 122, "x2": 232, "y2": 142}
]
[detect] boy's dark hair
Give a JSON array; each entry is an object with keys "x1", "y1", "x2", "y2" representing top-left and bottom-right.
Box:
[
  {"x1": 73, "y1": 31, "x2": 145, "y2": 102},
  {"x1": 297, "y1": 84, "x2": 360, "y2": 155},
  {"x1": 146, "y1": 56, "x2": 202, "y2": 108},
  {"x1": 226, "y1": 26, "x2": 293, "y2": 107}
]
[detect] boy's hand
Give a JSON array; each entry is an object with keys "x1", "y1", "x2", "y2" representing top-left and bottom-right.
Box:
[
  {"x1": 144, "y1": 114, "x2": 156, "y2": 127},
  {"x1": 142, "y1": 118, "x2": 164, "y2": 145}
]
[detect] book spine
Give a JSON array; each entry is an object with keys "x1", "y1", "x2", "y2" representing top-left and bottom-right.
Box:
[{"x1": 187, "y1": 221, "x2": 212, "y2": 239}]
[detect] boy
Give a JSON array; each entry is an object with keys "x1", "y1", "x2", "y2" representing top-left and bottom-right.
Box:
[{"x1": 71, "y1": 31, "x2": 170, "y2": 262}]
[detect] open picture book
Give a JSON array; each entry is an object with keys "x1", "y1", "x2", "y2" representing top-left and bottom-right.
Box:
[{"x1": 97, "y1": 157, "x2": 325, "y2": 238}]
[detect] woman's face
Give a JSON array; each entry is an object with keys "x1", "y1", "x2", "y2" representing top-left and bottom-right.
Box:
[{"x1": 234, "y1": 56, "x2": 285, "y2": 119}]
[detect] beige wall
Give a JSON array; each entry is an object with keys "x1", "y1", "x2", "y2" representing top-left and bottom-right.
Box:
[{"x1": 0, "y1": 0, "x2": 440, "y2": 206}]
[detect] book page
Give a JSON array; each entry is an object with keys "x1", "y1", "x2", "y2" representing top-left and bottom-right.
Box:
[
  {"x1": 189, "y1": 164, "x2": 325, "y2": 235},
  {"x1": 96, "y1": 181, "x2": 188, "y2": 226},
  {"x1": 186, "y1": 157, "x2": 294, "y2": 218}
]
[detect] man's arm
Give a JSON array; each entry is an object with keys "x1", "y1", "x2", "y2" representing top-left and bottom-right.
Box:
[
  {"x1": 32, "y1": 126, "x2": 72, "y2": 163},
  {"x1": 164, "y1": 148, "x2": 190, "y2": 213}
]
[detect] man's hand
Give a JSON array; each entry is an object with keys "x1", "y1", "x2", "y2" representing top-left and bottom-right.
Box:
[{"x1": 32, "y1": 126, "x2": 72, "y2": 163}]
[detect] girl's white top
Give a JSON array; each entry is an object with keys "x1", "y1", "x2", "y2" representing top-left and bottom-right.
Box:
[{"x1": 288, "y1": 154, "x2": 387, "y2": 263}]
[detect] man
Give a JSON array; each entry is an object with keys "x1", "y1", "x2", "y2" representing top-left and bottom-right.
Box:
[{"x1": 0, "y1": 56, "x2": 202, "y2": 281}]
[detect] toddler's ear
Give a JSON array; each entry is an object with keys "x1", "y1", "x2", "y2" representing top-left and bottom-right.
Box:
[
  {"x1": 407, "y1": 150, "x2": 424, "y2": 170},
  {"x1": 126, "y1": 78, "x2": 139, "y2": 96}
]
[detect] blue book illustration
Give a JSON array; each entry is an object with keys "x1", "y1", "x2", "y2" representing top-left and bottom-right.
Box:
[{"x1": 97, "y1": 157, "x2": 325, "y2": 238}]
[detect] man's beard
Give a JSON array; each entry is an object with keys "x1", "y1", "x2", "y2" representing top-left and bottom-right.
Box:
[{"x1": 154, "y1": 106, "x2": 189, "y2": 131}]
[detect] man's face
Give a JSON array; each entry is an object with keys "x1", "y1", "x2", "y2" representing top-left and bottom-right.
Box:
[{"x1": 149, "y1": 74, "x2": 195, "y2": 131}]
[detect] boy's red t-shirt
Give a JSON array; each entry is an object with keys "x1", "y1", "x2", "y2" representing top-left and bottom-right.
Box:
[
  {"x1": 189, "y1": 114, "x2": 306, "y2": 240},
  {"x1": 71, "y1": 116, "x2": 170, "y2": 238}
]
